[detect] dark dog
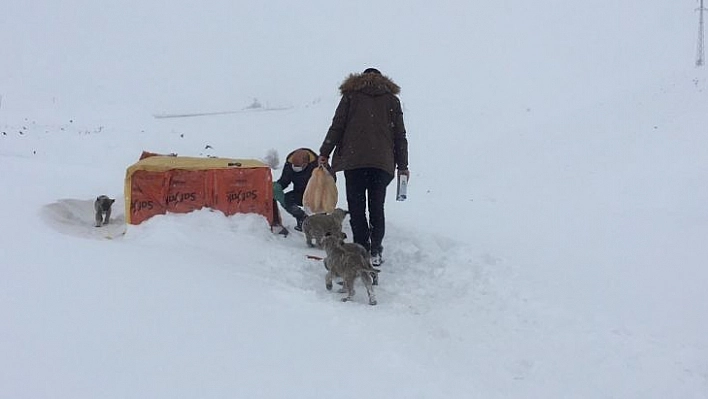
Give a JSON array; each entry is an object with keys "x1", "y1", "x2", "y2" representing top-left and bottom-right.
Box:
[{"x1": 94, "y1": 195, "x2": 115, "y2": 227}]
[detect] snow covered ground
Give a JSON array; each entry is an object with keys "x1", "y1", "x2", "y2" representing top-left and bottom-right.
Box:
[{"x1": 1, "y1": 1, "x2": 707, "y2": 397}]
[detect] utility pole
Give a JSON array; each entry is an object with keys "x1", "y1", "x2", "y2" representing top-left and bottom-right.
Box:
[{"x1": 698, "y1": 0, "x2": 706, "y2": 66}]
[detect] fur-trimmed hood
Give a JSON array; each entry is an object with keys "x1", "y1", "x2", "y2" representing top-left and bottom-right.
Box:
[
  {"x1": 284, "y1": 148, "x2": 317, "y2": 165},
  {"x1": 276, "y1": 148, "x2": 318, "y2": 194},
  {"x1": 339, "y1": 72, "x2": 400, "y2": 96},
  {"x1": 320, "y1": 69, "x2": 408, "y2": 177}
]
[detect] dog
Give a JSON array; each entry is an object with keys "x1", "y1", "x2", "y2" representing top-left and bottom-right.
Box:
[
  {"x1": 321, "y1": 233, "x2": 379, "y2": 305},
  {"x1": 94, "y1": 195, "x2": 115, "y2": 227},
  {"x1": 321, "y1": 231, "x2": 379, "y2": 286},
  {"x1": 302, "y1": 208, "x2": 348, "y2": 248}
]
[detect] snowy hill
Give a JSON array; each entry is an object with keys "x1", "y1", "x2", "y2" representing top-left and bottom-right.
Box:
[{"x1": 2, "y1": 1, "x2": 707, "y2": 398}]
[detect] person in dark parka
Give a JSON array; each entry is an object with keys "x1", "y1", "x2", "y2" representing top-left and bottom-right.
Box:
[
  {"x1": 274, "y1": 148, "x2": 318, "y2": 232},
  {"x1": 318, "y1": 68, "x2": 410, "y2": 266}
]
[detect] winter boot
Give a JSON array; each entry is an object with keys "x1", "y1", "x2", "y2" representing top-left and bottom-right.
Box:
[
  {"x1": 370, "y1": 245, "x2": 384, "y2": 267},
  {"x1": 272, "y1": 224, "x2": 289, "y2": 237},
  {"x1": 294, "y1": 215, "x2": 305, "y2": 232},
  {"x1": 288, "y1": 205, "x2": 307, "y2": 232},
  {"x1": 371, "y1": 253, "x2": 383, "y2": 267}
]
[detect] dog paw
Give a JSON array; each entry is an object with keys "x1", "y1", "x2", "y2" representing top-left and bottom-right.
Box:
[
  {"x1": 369, "y1": 299, "x2": 377, "y2": 306},
  {"x1": 341, "y1": 297, "x2": 351, "y2": 302}
]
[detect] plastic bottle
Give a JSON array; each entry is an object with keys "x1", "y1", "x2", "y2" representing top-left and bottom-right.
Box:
[{"x1": 396, "y1": 174, "x2": 408, "y2": 201}]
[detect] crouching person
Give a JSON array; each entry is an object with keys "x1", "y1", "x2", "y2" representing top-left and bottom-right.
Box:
[{"x1": 273, "y1": 148, "x2": 318, "y2": 233}]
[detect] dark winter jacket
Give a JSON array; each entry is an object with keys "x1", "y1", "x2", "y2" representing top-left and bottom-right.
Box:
[
  {"x1": 319, "y1": 72, "x2": 408, "y2": 177},
  {"x1": 276, "y1": 148, "x2": 318, "y2": 195}
]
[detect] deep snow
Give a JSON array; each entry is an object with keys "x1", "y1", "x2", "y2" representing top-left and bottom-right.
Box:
[{"x1": 1, "y1": 1, "x2": 707, "y2": 398}]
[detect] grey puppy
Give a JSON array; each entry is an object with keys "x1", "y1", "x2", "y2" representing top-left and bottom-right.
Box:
[
  {"x1": 94, "y1": 195, "x2": 115, "y2": 227},
  {"x1": 341, "y1": 234, "x2": 379, "y2": 286},
  {"x1": 322, "y1": 231, "x2": 379, "y2": 286},
  {"x1": 321, "y1": 233, "x2": 380, "y2": 305},
  {"x1": 302, "y1": 208, "x2": 348, "y2": 248}
]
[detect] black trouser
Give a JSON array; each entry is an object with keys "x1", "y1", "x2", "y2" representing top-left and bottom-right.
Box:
[
  {"x1": 344, "y1": 168, "x2": 393, "y2": 255},
  {"x1": 283, "y1": 190, "x2": 306, "y2": 221}
]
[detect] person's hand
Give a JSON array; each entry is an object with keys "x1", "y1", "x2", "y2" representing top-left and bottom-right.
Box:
[
  {"x1": 317, "y1": 155, "x2": 329, "y2": 166},
  {"x1": 397, "y1": 168, "x2": 410, "y2": 180}
]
